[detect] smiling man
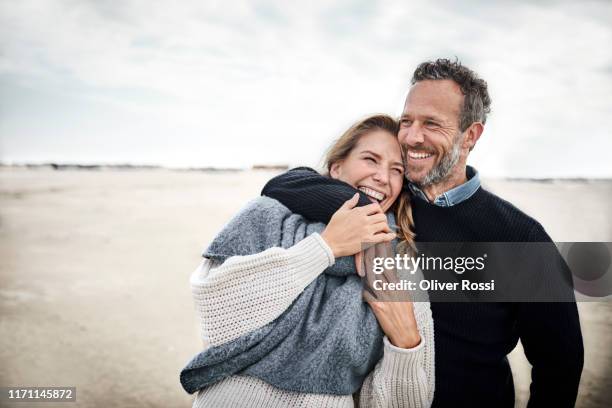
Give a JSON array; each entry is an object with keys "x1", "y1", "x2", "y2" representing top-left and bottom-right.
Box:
[
  {"x1": 400, "y1": 78, "x2": 482, "y2": 200},
  {"x1": 397, "y1": 62, "x2": 489, "y2": 208},
  {"x1": 262, "y1": 58, "x2": 584, "y2": 407}
]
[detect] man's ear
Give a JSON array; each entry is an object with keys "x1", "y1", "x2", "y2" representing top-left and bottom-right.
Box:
[
  {"x1": 329, "y1": 161, "x2": 342, "y2": 179},
  {"x1": 464, "y1": 122, "x2": 484, "y2": 151}
]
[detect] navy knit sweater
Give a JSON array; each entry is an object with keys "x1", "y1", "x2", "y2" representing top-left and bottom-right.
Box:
[{"x1": 262, "y1": 167, "x2": 583, "y2": 408}]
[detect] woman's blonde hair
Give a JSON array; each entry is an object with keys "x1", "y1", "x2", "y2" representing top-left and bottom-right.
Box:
[{"x1": 322, "y1": 114, "x2": 416, "y2": 250}]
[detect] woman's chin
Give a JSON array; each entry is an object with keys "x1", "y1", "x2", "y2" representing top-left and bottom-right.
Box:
[{"x1": 380, "y1": 201, "x2": 392, "y2": 212}]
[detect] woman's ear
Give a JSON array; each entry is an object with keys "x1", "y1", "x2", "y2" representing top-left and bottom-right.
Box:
[{"x1": 329, "y1": 161, "x2": 342, "y2": 179}]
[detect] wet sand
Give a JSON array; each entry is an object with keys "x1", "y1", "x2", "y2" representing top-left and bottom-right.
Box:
[{"x1": 0, "y1": 168, "x2": 610, "y2": 407}]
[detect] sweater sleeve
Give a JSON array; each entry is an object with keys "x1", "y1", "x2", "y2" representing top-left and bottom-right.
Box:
[
  {"x1": 261, "y1": 167, "x2": 372, "y2": 222},
  {"x1": 519, "y1": 223, "x2": 584, "y2": 408},
  {"x1": 358, "y1": 303, "x2": 435, "y2": 408},
  {"x1": 190, "y1": 233, "x2": 335, "y2": 347}
]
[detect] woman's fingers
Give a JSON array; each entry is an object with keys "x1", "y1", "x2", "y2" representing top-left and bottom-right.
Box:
[
  {"x1": 340, "y1": 193, "x2": 360, "y2": 210},
  {"x1": 359, "y1": 203, "x2": 384, "y2": 216},
  {"x1": 368, "y1": 221, "x2": 393, "y2": 235},
  {"x1": 365, "y1": 212, "x2": 387, "y2": 224},
  {"x1": 362, "y1": 288, "x2": 378, "y2": 304},
  {"x1": 369, "y1": 232, "x2": 397, "y2": 243}
]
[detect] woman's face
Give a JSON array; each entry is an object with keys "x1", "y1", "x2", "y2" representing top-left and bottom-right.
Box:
[{"x1": 330, "y1": 130, "x2": 404, "y2": 212}]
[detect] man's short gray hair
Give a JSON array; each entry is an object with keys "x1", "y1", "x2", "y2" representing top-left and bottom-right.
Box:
[{"x1": 411, "y1": 58, "x2": 491, "y2": 131}]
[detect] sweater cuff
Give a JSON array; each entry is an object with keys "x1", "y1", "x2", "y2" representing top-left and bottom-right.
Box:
[
  {"x1": 308, "y1": 233, "x2": 335, "y2": 267},
  {"x1": 383, "y1": 335, "x2": 424, "y2": 353},
  {"x1": 379, "y1": 335, "x2": 425, "y2": 376}
]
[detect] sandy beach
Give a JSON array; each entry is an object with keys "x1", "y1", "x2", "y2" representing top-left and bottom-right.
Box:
[{"x1": 1, "y1": 168, "x2": 610, "y2": 407}]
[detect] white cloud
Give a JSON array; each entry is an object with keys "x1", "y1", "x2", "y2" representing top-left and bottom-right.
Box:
[{"x1": 1, "y1": 0, "x2": 611, "y2": 176}]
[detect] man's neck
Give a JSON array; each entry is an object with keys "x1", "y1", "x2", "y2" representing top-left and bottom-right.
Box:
[{"x1": 420, "y1": 169, "x2": 468, "y2": 202}]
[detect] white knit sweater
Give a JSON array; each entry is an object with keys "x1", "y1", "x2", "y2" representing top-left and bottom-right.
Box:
[{"x1": 189, "y1": 233, "x2": 434, "y2": 407}]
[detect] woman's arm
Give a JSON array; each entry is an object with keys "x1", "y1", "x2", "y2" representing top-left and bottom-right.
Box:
[
  {"x1": 356, "y1": 242, "x2": 435, "y2": 407},
  {"x1": 191, "y1": 233, "x2": 334, "y2": 347},
  {"x1": 358, "y1": 304, "x2": 435, "y2": 408},
  {"x1": 189, "y1": 193, "x2": 409, "y2": 405},
  {"x1": 192, "y1": 195, "x2": 396, "y2": 347},
  {"x1": 262, "y1": 167, "x2": 372, "y2": 222}
]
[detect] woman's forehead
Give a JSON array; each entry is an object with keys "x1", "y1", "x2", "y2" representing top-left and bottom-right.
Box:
[{"x1": 354, "y1": 131, "x2": 402, "y2": 159}]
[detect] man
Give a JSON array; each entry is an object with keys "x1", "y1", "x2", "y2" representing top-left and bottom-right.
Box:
[{"x1": 262, "y1": 58, "x2": 584, "y2": 407}]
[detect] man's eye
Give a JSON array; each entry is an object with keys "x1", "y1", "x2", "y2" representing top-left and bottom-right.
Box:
[
  {"x1": 400, "y1": 119, "x2": 412, "y2": 126},
  {"x1": 425, "y1": 121, "x2": 439, "y2": 128}
]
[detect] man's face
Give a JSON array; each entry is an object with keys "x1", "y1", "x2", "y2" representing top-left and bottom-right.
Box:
[{"x1": 398, "y1": 79, "x2": 466, "y2": 187}]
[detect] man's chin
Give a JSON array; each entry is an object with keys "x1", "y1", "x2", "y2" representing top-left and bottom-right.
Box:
[
  {"x1": 405, "y1": 171, "x2": 428, "y2": 186},
  {"x1": 406, "y1": 164, "x2": 431, "y2": 178}
]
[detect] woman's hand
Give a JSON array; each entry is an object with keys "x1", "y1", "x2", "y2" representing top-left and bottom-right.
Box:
[
  {"x1": 320, "y1": 193, "x2": 396, "y2": 258},
  {"x1": 360, "y1": 242, "x2": 421, "y2": 349},
  {"x1": 365, "y1": 295, "x2": 421, "y2": 349}
]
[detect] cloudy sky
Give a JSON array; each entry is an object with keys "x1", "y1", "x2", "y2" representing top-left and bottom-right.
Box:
[{"x1": 1, "y1": 0, "x2": 611, "y2": 177}]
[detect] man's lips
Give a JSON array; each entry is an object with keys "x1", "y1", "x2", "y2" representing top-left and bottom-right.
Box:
[{"x1": 407, "y1": 149, "x2": 434, "y2": 160}]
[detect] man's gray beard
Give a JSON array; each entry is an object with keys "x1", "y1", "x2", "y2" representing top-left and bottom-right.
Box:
[{"x1": 417, "y1": 133, "x2": 463, "y2": 187}]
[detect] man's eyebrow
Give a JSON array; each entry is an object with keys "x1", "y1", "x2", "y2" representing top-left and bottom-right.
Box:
[{"x1": 401, "y1": 113, "x2": 444, "y2": 123}]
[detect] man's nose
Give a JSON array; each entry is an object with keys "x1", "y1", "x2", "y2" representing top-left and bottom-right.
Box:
[{"x1": 399, "y1": 123, "x2": 424, "y2": 146}]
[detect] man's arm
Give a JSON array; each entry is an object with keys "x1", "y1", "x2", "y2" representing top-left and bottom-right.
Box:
[
  {"x1": 262, "y1": 167, "x2": 372, "y2": 222},
  {"x1": 518, "y1": 223, "x2": 584, "y2": 407}
]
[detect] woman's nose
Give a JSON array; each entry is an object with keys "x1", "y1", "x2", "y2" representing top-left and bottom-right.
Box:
[{"x1": 372, "y1": 169, "x2": 390, "y2": 185}]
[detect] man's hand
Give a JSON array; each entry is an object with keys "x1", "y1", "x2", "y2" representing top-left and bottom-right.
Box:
[{"x1": 321, "y1": 193, "x2": 396, "y2": 258}]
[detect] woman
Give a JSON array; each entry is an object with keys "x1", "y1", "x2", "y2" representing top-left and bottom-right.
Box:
[{"x1": 181, "y1": 115, "x2": 434, "y2": 407}]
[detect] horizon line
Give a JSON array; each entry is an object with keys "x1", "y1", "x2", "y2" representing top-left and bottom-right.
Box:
[{"x1": 1, "y1": 162, "x2": 611, "y2": 181}]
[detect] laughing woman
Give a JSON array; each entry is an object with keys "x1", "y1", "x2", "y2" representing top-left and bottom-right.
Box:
[{"x1": 180, "y1": 115, "x2": 434, "y2": 407}]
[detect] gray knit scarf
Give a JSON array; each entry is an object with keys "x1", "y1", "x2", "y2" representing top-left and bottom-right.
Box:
[{"x1": 180, "y1": 196, "x2": 395, "y2": 395}]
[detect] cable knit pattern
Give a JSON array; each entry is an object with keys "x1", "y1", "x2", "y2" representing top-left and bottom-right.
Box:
[
  {"x1": 190, "y1": 234, "x2": 334, "y2": 347},
  {"x1": 189, "y1": 233, "x2": 434, "y2": 407}
]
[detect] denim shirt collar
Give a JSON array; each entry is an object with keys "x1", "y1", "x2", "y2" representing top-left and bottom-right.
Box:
[{"x1": 408, "y1": 166, "x2": 480, "y2": 207}]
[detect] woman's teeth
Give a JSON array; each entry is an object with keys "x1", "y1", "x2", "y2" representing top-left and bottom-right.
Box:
[
  {"x1": 407, "y1": 150, "x2": 434, "y2": 159},
  {"x1": 358, "y1": 186, "x2": 385, "y2": 202}
]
